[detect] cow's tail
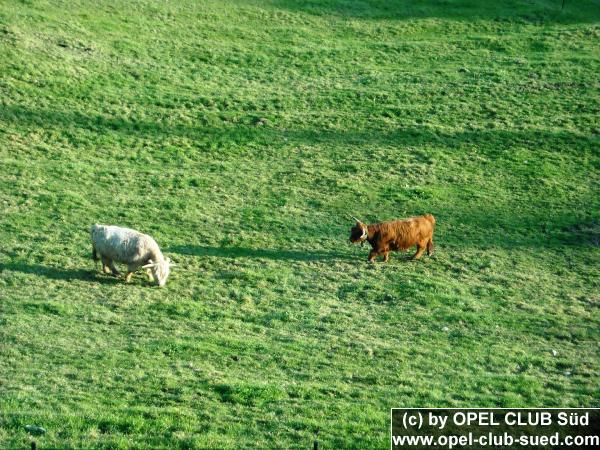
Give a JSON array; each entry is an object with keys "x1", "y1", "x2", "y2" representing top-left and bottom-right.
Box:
[{"x1": 90, "y1": 224, "x2": 99, "y2": 261}]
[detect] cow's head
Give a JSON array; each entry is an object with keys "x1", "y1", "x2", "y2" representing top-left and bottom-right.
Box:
[
  {"x1": 142, "y1": 257, "x2": 174, "y2": 287},
  {"x1": 349, "y1": 217, "x2": 368, "y2": 243}
]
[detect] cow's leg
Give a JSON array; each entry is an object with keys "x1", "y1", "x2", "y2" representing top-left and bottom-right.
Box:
[
  {"x1": 101, "y1": 256, "x2": 111, "y2": 274},
  {"x1": 379, "y1": 245, "x2": 390, "y2": 262},
  {"x1": 125, "y1": 264, "x2": 142, "y2": 283},
  {"x1": 413, "y1": 243, "x2": 426, "y2": 260},
  {"x1": 368, "y1": 249, "x2": 379, "y2": 263},
  {"x1": 124, "y1": 264, "x2": 136, "y2": 282},
  {"x1": 427, "y1": 238, "x2": 434, "y2": 256},
  {"x1": 108, "y1": 260, "x2": 119, "y2": 276}
]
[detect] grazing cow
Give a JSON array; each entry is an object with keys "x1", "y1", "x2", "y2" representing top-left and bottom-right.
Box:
[
  {"x1": 91, "y1": 224, "x2": 173, "y2": 286},
  {"x1": 349, "y1": 214, "x2": 436, "y2": 262}
]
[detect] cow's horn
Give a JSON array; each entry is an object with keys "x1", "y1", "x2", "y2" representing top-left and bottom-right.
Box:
[
  {"x1": 142, "y1": 262, "x2": 156, "y2": 269},
  {"x1": 351, "y1": 216, "x2": 362, "y2": 223},
  {"x1": 361, "y1": 227, "x2": 368, "y2": 239}
]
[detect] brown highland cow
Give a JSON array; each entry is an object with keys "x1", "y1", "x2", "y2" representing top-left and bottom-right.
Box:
[{"x1": 349, "y1": 214, "x2": 436, "y2": 262}]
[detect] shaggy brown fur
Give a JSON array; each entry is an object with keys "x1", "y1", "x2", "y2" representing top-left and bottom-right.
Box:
[{"x1": 349, "y1": 214, "x2": 436, "y2": 262}]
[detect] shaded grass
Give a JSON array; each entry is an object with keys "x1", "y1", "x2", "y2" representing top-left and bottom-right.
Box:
[
  {"x1": 266, "y1": 0, "x2": 600, "y2": 23},
  {"x1": 0, "y1": 0, "x2": 599, "y2": 448}
]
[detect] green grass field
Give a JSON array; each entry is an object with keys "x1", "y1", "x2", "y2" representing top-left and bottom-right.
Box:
[{"x1": 1, "y1": 0, "x2": 599, "y2": 448}]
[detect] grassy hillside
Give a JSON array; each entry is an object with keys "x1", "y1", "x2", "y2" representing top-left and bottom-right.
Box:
[{"x1": 1, "y1": 0, "x2": 599, "y2": 448}]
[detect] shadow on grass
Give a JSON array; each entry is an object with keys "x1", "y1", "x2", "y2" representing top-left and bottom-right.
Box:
[
  {"x1": 1, "y1": 105, "x2": 597, "y2": 157},
  {"x1": 0, "y1": 262, "x2": 118, "y2": 284},
  {"x1": 558, "y1": 220, "x2": 600, "y2": 247},
  {"x1": 167, "y1": 245, "x2": 353, "y2": 262},
  {"x1": 265, "y1": 0, "x2": 599, "y2": 24},
  {"x1": 2, "y1": 106, "x2": 597, "y2": 251}
]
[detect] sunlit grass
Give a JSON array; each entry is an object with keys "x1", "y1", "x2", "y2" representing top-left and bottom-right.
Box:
[{"x1": 0, "y1": 0, "x2": 599, "y2": 447}]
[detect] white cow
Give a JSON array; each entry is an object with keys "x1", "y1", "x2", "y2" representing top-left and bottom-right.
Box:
[{"x1": 91, "y1": 224, "x2": 172, "y2": 287}]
